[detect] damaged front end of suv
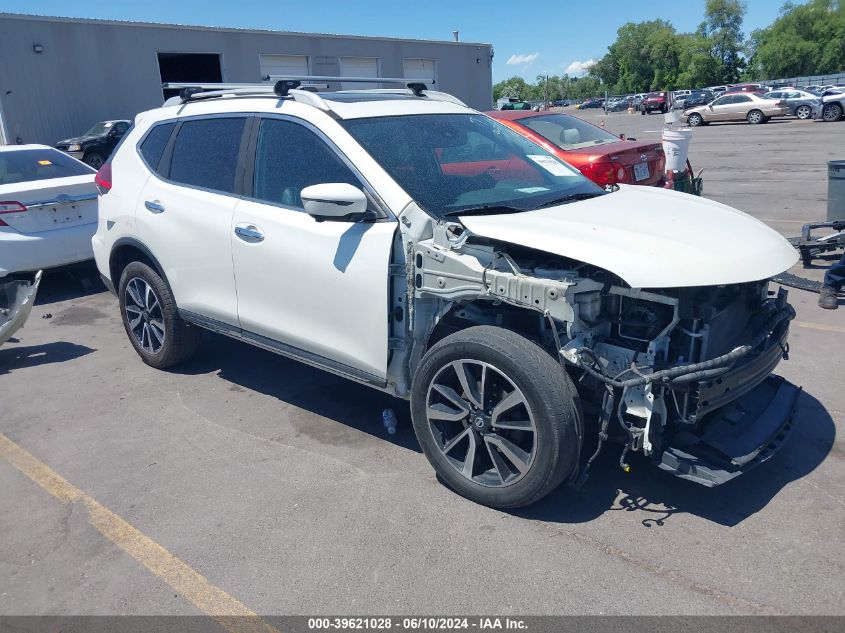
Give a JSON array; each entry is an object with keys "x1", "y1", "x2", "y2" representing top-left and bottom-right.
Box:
[{"x1": 394, "y1": 188, "x2": 801, "y2": 489}]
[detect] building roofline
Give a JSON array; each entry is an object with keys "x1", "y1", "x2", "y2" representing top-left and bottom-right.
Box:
[{"x1": 0, "y1": 12, "x2": 492, "y2": 47}]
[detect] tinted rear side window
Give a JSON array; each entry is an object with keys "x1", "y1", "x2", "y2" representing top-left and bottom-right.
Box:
[
  {"x1": 0, "y1": 148, "x2": 94, "y2": 185},
  {"x1": 139, "y1": 122, "x2": 175, "y2": 173},
  {"x1": 169, "y1": 118, "x2": 246, "y2": 194}
]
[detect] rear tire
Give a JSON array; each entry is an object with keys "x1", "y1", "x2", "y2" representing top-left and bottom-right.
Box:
[
  {"x1": 118, "y1": 261, "x2": 200, "y2": 369},
  {"x1": 747, "y1": 109, "x2": 764, "y2": 124},
  {"x1": 822, "y1": 103, "x2": 843, "y2": 122},
  {"x1": 410, "y1": 326, "x2": 581, "y2": 508},
  {"x1": 795, "y1": 105, "x2": 812, "y2": 120}
]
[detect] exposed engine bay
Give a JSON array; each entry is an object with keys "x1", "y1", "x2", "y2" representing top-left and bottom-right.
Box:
[{"x1": 389, "y1": 209, "x2": 799, "y2": 487}]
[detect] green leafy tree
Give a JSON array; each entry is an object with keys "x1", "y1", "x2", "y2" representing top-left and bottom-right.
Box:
[
  {"x1": 492, "y1": 76, "x2": 529, "y2": 101},
  {"x1": 745, "y1": 0, "x2": 845, "y2": 79},
  {"x1": 698, "y1": 0, "x2": 747, "y2": 82}
]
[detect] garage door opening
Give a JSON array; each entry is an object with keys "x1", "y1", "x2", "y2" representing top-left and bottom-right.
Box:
[{"x1": 158, "y1": 53, "x2": 223, "y2": 100}]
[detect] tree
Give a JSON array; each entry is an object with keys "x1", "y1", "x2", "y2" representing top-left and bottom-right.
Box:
[
  {"x1": 699, "y1": 0, "x2": 747, "y2": 83},
  {"x1": 745, "y1": 0, "x2": 845, "y2": 79},
  {"x1": 492, "y1": 76, "x2": 528, "y2": 101}
]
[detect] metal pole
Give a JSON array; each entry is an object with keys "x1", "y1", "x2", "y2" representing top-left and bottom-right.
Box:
[{"x1": 544, "y1": 74, "x2": 549, "y2": 110}]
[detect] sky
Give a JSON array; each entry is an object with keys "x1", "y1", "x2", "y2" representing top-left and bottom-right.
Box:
[{"x1": 1, "y1": 0, "x2": 786, "y2": 82}]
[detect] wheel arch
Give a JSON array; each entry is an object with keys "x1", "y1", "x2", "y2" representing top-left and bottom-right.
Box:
[
  {"x1": 109, "y1": 238, "x2": 168, "y2": 291},
  {"x1": 421, "y1": 299, "x2": 558, "y2": 362}
]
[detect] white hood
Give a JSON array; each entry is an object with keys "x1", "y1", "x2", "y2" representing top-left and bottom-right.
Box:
[{"x1": 459, "y1": 185, "x2": 798, "y2": 289}]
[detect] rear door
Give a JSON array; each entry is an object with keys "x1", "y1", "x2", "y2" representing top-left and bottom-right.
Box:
[
  {"x1": 730, "y1": 94, "x2": 754, "y2": 119},
  {"x1": 136, "y1": 116, "x2": 249, "y2": 326},
  {"x1": 231, "y1": 116, "x2": 396, "y2": 380}
]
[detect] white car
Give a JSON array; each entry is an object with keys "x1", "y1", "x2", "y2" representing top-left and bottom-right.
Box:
[
  {"x1": 93, "y1": 80, "x2": 800, "y2": 508},
  {"x1": 0, "y1": 144, "x2": 98, "y2": 277}
]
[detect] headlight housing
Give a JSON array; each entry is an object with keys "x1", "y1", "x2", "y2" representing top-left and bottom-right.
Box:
[{"x1": 67, "y1": 144, "x2": 81, "y2": 152}]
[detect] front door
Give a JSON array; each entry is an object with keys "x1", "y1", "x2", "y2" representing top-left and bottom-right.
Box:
[{"x1": 231, "y1": 117, "x2": 396, "y2": 380}]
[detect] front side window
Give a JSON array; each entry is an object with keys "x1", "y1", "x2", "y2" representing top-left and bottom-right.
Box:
[
  {"x1": 343, "y1": 113, "x2": 602, "y2": 219},
  {"x1": 252, "y1": 118, "x2": 360, "y2": 209},
  {"x1": 168, "y1": 117, "x2": 246, "y2": 194},
  {"x1": 518, "y1": 114, "x2": 620, "y2": 150},
  {"x1": 0, "y1": 148, "x2": 94, "y2": 185}
]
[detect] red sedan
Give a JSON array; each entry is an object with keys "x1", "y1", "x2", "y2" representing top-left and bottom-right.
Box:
[{"x1": 487, "y1": 110, "x2": 666, "y2": 188}]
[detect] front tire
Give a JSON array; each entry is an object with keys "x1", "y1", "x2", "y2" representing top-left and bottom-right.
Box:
[
  {"x1": 410, "y1": 326, "x2": 581, "y2": 508},
  {"x1": 687, "y1": 113, "x2": 703, "y2": 127},
  {"x1": 118, "y1": 261, "x2": 200, "y2": 369},
  {"x1": 822, "y1": 103, "x2": 843, "y2": 122},
  {"x1": 747, "y1": 109, "x2": 764, "y2": 124},
  {"x1": 83, "y1": 152, "x2": 106, "y2": 169}
]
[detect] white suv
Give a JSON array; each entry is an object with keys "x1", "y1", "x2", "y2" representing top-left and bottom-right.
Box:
[{"x1": 93, "y1": 80, "x2": 800, "y2": 508}]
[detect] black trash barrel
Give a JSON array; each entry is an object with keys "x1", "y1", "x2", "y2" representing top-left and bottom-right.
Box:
[{"x1": 829, "y1": 160, "x2": 845, "y2": 221}]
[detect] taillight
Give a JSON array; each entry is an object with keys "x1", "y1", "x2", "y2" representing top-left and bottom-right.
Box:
[
  {"x1": 0, "y1": 201, "x2": 26, "y2": 227},
  {"x1": 580, "y1": 161, "x2": 625, "y2": 186},
  {"x1": 95, "y1": 163, "x2": 112, "y2": 193}
]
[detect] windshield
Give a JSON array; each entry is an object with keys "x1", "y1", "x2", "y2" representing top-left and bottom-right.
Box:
[
  {"x1": 342, "y1": 114, "x2": 603, "y2": 218},
  {"x1": 83, "y1": 121, "x2": 114, "y2": 137},
  {"x1": 517, "y1": 114, "x2": 621, "y2": 150},
  {"x1": 0, "y1": 148, "x2": 94, "y2": 185}
]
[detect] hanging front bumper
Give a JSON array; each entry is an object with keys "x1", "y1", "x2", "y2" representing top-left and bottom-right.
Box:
[{"x1": 657, "y1": 375, "x2": 801, "y2": 487}]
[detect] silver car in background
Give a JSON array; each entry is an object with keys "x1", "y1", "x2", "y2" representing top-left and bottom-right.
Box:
[
  {"x1": 763, "y1": 89, "x2": 821, "y2": 119},
  {"x1": 683, "y1": 93, "x2": 788, "y2": 126}
]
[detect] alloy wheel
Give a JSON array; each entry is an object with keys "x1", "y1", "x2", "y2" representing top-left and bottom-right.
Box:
[
  {"x1": 124, "y1": 277, "x2": 166, "y2": 354},
  {"x1": 748, "y1": 110, "x2": 763, "y2": 124},
  {"x1": 796, "y1": 105, "x2": 811, "y2": 119},
  {"x1": 425, "y1": 360, "x2": 537, "y2": 488},
  {"x1": 823, "y1": 104, "x2": 842, "y2": 122},
  {"x1": 86, "y1": 155, "x2": 104, "y2": 169}
]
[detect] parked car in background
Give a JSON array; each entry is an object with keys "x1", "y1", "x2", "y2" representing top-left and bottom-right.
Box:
[
  {"x1": 680, "y1": 89, "x2": 715, "y2": 109},
  {"x1": 684, "y1": 92, "x2": 788, "y2": 126},
  {"x1": 672, "y1": 90, "x2": 692, "y2": 108},
  {"x1": 640, "y1": 91, "x2": 669, "y2": 114},
  {"x1": 55, "y1": 120, "x2": 131, "y2": 168},
  {"x1": 499, "y1": 101, "x2": 533, "y2": 111},
  {"x1": 576, "y1": 98, "x2": 604, "y2": 109},
  {"x1": 0, "y1": 145, "x2": 98, "y2": 277},
  {"x1": 488, "y1": 110, "x2": 666, "y2": 188},
  {"x1": 724, "y1": 84, "x2": 767, "y2": 95},
  {"x1": 606, "y1": 97, "x2": 630, "y2": 112},
  {"x1": 763, "y1": 89, "x2": 821, "y2": 119},
  {"x1": 818, "y1": 91, "x2": 845, "y2": 122}
]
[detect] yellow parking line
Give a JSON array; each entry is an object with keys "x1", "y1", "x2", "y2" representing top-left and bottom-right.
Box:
[
  {"x1": 0, "y1": 433, "x2": 279, "y2": 633},
  {"x1": 793, "y1": 320, "x2": 845, "y2": 334}
]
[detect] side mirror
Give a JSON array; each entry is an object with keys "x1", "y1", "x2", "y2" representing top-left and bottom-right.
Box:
[{"x1": 301, "y1": 183, "x2": 368, "y2": 221}]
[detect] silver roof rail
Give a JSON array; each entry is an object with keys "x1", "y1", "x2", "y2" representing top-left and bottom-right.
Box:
[
  {"x1": 161, "y1": 77, "x2": 464, "y2": 110},
  {"x1": 261, "y1": 74, "x2": 435, "y2": 85}
]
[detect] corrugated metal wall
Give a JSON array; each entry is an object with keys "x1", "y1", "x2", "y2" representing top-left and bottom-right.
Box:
[{"x1": 0, "y1": 14, "x2": 493, "y2": 145}]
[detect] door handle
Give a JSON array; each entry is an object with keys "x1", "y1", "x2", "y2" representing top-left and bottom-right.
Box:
[
  {"x1": 144, "y1": 200, "x2": 165, "y2": 214},
  {"x1": 234, "y1": 224, "x2": 264, "y2": 242}
]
